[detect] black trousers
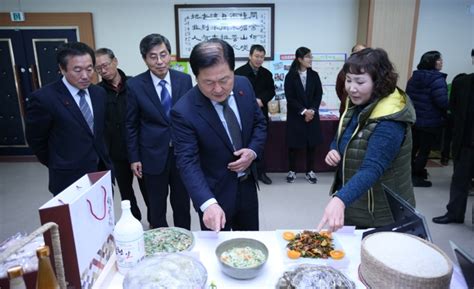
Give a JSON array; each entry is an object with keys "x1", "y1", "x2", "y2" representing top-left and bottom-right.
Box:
[
  {"x1": 441, "y1": 115, "x2": 454, "y2": 160},
  {"x1": 113, "y1": 159, "x2": 148, "y2": 222},
  {"x1": 288, "y1": 146, "x2": 316, "y2": 172},
  {"x1": 143, "y1": 148, "x2": 191, "y2": 229},
  {"x1": 412, "y1": 127, "x2": 440, "y2": 176},
  {"x1": 198, "y1": 176, "x2": 259, "y2": 231},
  {"x1": 446, "y1": 147, "x2": 474, "y2": 220}
]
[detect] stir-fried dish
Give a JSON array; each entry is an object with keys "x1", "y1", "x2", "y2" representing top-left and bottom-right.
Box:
[
  {"x1": 286, "y1": 230, "x2": 334, "y2": 259},
  {"x1": 220, "y1": 246, "x2": 266, "y2": 268}
]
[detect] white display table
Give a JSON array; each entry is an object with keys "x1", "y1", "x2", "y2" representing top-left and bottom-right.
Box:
[{"x1": 95, "y1": 229, "x2": 468, "y2": 289}]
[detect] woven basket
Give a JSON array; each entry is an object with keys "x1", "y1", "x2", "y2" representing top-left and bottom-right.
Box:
[
  {"x1": 359, "y1": 232, "x2": 452, "y2": 289},
  {"x1": 0, "y1": 222, "x2": 67, "y2": 289}
]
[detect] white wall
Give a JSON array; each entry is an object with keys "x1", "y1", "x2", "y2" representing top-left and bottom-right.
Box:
[
  {"x1": 3, "y1": 0, "x2": 471, "y2": 83},
  {"x1": 0, "y1": 0, "x2": 358, "y2": 77},
  {"x1": 414, "y1": 0, "x2": 474, "y2": 83}
]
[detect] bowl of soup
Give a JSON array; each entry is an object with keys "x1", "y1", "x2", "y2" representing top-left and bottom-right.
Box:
[{"x1": 215, "y1": 238, "x2": 268, "y2": 279}]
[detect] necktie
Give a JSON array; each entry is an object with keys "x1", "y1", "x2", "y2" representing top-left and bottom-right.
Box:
[
  {"x1": 219, "y1": 98, "x2": 242, "y2": 151},
  {"x1": 78, "y1": 89, "x2": 94, "y2": 133},
  {"x1": 159, "y1": 80, "x2": 172, "y2": 117}
]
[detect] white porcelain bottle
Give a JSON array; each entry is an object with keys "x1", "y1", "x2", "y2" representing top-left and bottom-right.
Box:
[{"x1": 114, "y1": 200, "x2": 145, "y2": 274}]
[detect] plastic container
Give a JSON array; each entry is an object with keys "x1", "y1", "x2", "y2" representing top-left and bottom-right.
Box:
[{"x1": 114, "y1": 200, "x2": 145, "y2": 274}]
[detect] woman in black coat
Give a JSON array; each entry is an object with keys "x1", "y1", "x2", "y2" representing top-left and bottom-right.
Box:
[{"x1": 284, "y1": 47, "x2": 323, "y2": 184}]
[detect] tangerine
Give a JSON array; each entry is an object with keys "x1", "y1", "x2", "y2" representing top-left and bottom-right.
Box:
[
  {"x1": 282, "y1": 231, "x2": 295, "y2": 241},
  {"x1": 287, "y1": 249, "x2": 301, "y2": 259},
  {"x1": 329, "y1": 250, "x2": 345, "y2": 260},
  {"x1": 319, "y1": 230, "x2": 332, "y2": 238}
]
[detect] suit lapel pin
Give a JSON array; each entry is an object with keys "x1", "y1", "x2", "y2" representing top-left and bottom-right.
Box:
[{"x1": 238, "y1": 90, "x2": 244, "y2": 96}]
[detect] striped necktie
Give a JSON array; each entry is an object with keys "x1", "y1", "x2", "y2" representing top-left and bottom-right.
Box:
[
  {"x1": 78, "y1": 89, "x2": 94, "y2": 133},
  {"x1": 159, "y1": 80, "x2": 172, "y2": 117}
]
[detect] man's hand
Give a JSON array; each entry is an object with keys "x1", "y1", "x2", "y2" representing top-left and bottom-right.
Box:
[
  {"x1": 325, "y1": 149, "x2": 341, "y2": 167},
  {"x1": 203, "y1": 203, "x2": 226, "y2": 232},
  {"x1": 316, "y1": 197, "x2": 346, "y2": 232},
  {"x1": 256, "y1": 98, "x2": 264, "y2": 108},
  {"x1": 131, "y1": 161, "x2": 143, "y2": 178},
  {"x1": 304, "y1": 109, "x2": 315, "y2": 122},
  {"x1": 227, "y1": 148, "x2": 256, "y2": 172}
]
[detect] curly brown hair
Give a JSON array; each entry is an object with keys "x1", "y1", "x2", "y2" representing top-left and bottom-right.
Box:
[{"x1": 343, "y1": 48, "x2": 398, "y2": 101}]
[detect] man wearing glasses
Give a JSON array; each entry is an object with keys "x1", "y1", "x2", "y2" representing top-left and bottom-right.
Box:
[
  {"x1": 95, "y1": 48, "x2": 148, "y2": 223},
  {"x1": 126, "y1": 34, "x2": 192, "y2": 229}
]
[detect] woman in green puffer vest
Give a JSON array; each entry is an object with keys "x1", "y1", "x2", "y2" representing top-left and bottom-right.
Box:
[{"x1": 316, "y1": 48, "x2": 416, "y2": 232}]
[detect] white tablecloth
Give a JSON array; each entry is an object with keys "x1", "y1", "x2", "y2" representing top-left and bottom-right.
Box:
[{"x1": 96, "y1": 229, "x2": 468, "y2": 289}]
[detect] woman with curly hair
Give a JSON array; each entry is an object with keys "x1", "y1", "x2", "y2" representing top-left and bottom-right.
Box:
[{"x1": 316, "y1": 48, "x2": 417, "y2": 231}]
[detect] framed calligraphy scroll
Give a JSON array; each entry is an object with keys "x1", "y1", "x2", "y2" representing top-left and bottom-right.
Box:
[{"x1": 175, "y1": 4, "x2": 275, "y2": 61}]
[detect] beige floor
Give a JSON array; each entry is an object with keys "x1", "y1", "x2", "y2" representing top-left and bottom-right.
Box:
[{"x1": 0, "y1": 161, "x2": 473, "y2": 264}]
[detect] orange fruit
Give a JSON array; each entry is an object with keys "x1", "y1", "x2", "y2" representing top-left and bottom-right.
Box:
[
  {"x1": 330, "y1": 250, "x2": 345, "y2": 260},
  {"x1": 319, "y1": 230, "x2": 332, "y2": 238},
  {"x1": 282, "y1": 231, "x2": 295, "y2": 241},
  {"x1": 287, "y1": 250, "x2": 301, "y2": 259}
]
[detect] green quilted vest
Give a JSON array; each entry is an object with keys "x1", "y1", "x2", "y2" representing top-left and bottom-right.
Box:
[{"x1": 331, "y1": 88, "x2": 416, "y2": 228}]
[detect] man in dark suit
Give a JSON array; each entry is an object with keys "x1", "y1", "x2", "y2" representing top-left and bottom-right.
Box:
[
  {"x1": 126, "y1": 34, "x2": 192, "y2": 229},
  {"x1": 433, "y1": 53, "x2": 474, "y2": 224},
  {"x1": 95, "y1": 47, "x2": 148, "y2": 221},
  {"x1": 235, "y1": 44, "x2": 275, "y2": 185},
  {"x1": 25, "y1": 42, "x2": 112, "y2": 195},
  {"x1": 171, "y1": 39, "x2": 267, "y2": 232}
]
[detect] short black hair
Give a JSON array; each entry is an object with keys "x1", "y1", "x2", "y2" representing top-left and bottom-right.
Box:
[
  {"x1": 250, "y1": 44, "x2": 265, "y2": 55},
  {"x1": 57, "y1": 42, "x2": 95, "y2": 70},
  {"x1": 139, "y1": 34, "x2": 171, "y2": 59},
  {"x1": 189, "y1": 38, "x2": 235, "y2": 77},
  {"x1": 416, "y1": 51, "x2": 441, "y2": 70},
  {"x1": 95, "y1": 47, "x2": 115, "y2": 60}
]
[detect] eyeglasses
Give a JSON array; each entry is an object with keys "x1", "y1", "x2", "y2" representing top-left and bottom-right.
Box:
[{"x1": 95, "y1": 62, "x2": 112, "y2": 72}]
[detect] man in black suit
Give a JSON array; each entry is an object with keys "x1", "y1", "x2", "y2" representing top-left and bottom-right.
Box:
[
  {"x1": 25, "y1": 42, "x2": 112, "y2": 195},
  {"x1": 95, "y1": 47, "x2": 148, "y2": 221},
  {"x1": 171, "y1": 39, "x2": 267, "y2": 232},
  {"x1": 433, "y1": 50, "x2": 474, "y2": 224},
  {"x1": 126, "y1": 34, "x2": 192, "y2": 229},
  {"x1": 235, "y1": 44, "x2": 275, "y2": 185}
]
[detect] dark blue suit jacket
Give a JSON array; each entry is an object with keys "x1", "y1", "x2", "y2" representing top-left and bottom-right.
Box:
[
  {"x1": 171, "y1": 76, "x2": 267, "y2": 214},
  {"x1": 126, "y1": 69, "x2": 192, "y2": 175},
  {"x1": 25, "y1": 79, "x2": 112, "y2": 194}
]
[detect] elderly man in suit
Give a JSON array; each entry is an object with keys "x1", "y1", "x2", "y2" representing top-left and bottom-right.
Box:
[
  {"x1": 95, "y1": 47, "x2": 148, "y2": 222},
  {"x1": 171, "y1": 39, "x2": 267, "y2": 232},
  {"x1": 25, "y1": 42, "x2": 112, "y2": 195},
  {"x1": 126, "y1": 34, "x2": 192, "y2": 229}
]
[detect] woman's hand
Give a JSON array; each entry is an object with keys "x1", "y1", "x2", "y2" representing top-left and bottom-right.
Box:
[
  {"x1": 325, "y1": 149, "x2": 341, "y2": 167},
  {"x1": 316, "y1": 197, "x2": 346, "y2": 232}
]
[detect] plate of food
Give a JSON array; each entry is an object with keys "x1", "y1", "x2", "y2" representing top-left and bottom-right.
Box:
[
  {"x1": 144, "y1": 227, "x2": 194, "y2": 255},
  {"x1": 123, "y1": 253, "x2": 207, "y2": 289},
  {"x1": 276, "y1": 230, "x2": 349, "y2": 268}
]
